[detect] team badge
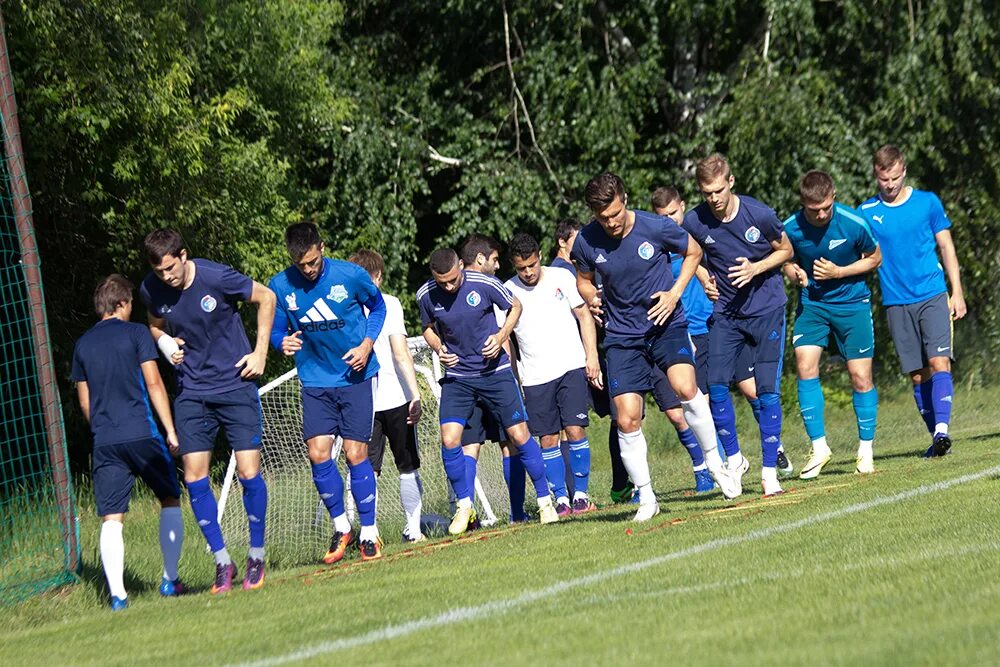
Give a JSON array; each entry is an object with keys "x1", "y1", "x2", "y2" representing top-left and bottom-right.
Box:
[
  {"x1": 327, "y1": 284, "x2": 348, "y2": 303},
  {"x1": 637, "y1": 241, "x2": 655, "y2": 260},
  {"x1": 285, "y1": 293, "x2": 299, "y2": 311},
  {"x1": 159, "y1": 305, "x2": 172, "y2": 316},
  {"x1": 554, "y1": 288, "x2": 565, "y2": 301},
  {"x1": 466, "y1": 290, "x2": 482, "y2": 307},
  {"x1": 200, "y1": 295, "x2": 217, "y2": 313},
  {"x1": 744, "y1": 226, "x2": 761, "y2": 243}
]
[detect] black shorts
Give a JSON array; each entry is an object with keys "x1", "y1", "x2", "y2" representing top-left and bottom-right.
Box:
[{"x1": 369, "y1": 402, "x2": 420, "y2": 474}]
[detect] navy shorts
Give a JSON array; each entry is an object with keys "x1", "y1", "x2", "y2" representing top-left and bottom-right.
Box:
[
  {"x1": 302, "y1": 378, "x2": 376, "y2": 442},
  {"x1": 707, "y1": 306, "x2": 786, "y2": 395},
  {"x1": 524, "y1": 367, "x2": 592, "y2": 436},
  {"x1": 93, "y1": 437, "x2": 181, "y2": 515},
  {"x1": 440, "y1": 369, "x2": 528, "y2": 433},
  {"x1": 174, "y1": 383, "x2": 262, "y2": 455},
  {"x1": 370, "y1": 402, "x2": 420, "y2": 474},
  {"x1": 605, "y1": 326, "x2": 695, "y2": 399},
  {"x1": 461, "y1": 400, "x2": 505, "y2": 445}
]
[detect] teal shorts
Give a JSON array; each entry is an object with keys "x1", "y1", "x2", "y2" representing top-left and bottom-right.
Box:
[{"x1": 792, "y1": 301, "x2": 874, "y2": 360}]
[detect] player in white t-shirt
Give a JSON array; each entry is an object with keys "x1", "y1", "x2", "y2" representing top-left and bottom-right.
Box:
[
  {"x1": 505, "y1": 233, "x2": 603, "y2": 514},
  {"x1": 349, "y1": 250, "x2": 425, "y2": 542}
]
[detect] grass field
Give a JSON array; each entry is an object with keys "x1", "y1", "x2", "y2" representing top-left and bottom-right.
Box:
[{"x1": 3, "y1": 383, "x2": 1000, "y2": 666}]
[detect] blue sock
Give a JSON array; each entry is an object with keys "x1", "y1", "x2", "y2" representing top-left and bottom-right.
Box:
[
  {"x1": 913, "y1": 382, "x2": 935, "y2": 434},
  {"x1": 503, "y1": 454, "x2": 527, "y2": 520},
  {"x1": 348, "y1": 459, "x2": 377, "y2": 527},
  {"x1": 709, "y1": 384, "x2": 740, "y2": 457},
  {"x1": 441, "y1": 445, "x2": 470, "y2": 501},
  {"x1": 853, "y1": 388, "x2": 878, "y2": 441},
  {"x1": 930, "y1": 372, "x2": 954, "y2": 432},
  {"x1": 677, "y1": 428, "x2": 704, "y2": 469},
  {"x1": 748, "y1": 397, "x2": 762, "y2": 425},
  {"x1": 541, "y1": 446, "x2": 568, "y2": 499},
  {"x1": 797, "y1": 378, "x2": 826, "y2": 440},
  {"x1": 311, "y1": 459, "x2": 345, "y2": 519},
  {"x1": 464, "y1": 455, "x2": 479, "y2": 497},
  {"x1": 238, "y1": 473, "x2": 267, "y2": 549},
  {"x1": 517, "y1": 436, "x2": 549, "y2": 498},
  {"x1": 187, "y1": 476, "x2": 226, "y2": 553},
  {"x1": 759, "y1": 392, "x2": 782, "y2": 468},
  {"x1": 567, "y1": 438, "x2": 591, "y2": 494}
]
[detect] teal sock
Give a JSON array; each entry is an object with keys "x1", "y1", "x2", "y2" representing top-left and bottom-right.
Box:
[
  {"x1": 853, "y1": 388, "x2": 878, "y2": 442},
  {"x1": 797, "y1": 377, "x2": 826, "y2": 440}
]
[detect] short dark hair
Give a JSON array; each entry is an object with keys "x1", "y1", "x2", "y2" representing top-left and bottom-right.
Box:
[
  {"x1": 348, "y1": 248, "x2": 385, "y2": 280},
  {"x1": 93, "y1": 274, "x2": 133, "y2": 316},
  {"x1": 144, "y1": 229, "x2": 185, "y2": 265},
  {"x1": 554, "y1": 218, "x2": 582, "y2": 244},
  {"x1": 584, "y1": 172, "x2": 627, "y2": 211},
  {"x1": 285, "y1": 222, "x2": 323, "y2": 262},
  {"x1": 873, "y1": 144, "x2": 905, "y2": 171},
  {"x1": 430, "y1": 247, "x2": 459, "y2": 274},
  {"x1": 695, "y1": 153, "x2": 731, "y2": 184},
  {"x1": 799, "y1": 170, "x2": 835, "y2": 203},
  {"x1": 650, "y1": 186, "x2": 681, "y2": 211},
  {"x1": 459, "y1": 233, "x2": 501, "y2": 265},
  {"x1": 508, "y1": 233, "x2": 539, "y2": 261}
]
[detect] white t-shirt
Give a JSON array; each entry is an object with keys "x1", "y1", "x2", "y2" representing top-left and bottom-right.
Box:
[
  {"x1": 504, "y1": 267, "x2": 587, "y2": 387},
  {"x1": 372, "y1": 294, "x2": 415, "y2": 412}
]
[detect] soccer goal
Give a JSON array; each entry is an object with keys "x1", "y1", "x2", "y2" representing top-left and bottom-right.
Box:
[{"x1": 218, "y1": 337, "x2": 511, "y2": 566}]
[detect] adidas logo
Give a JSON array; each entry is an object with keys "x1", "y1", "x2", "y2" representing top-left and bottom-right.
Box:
[
  {"x1": 198, "y1": 519, "x2": 211, "y2": 527},
  {"x1": 765, "y1": 436, "x2": 779, "y2": 443},
  {"x1": 360, "y1": 494, "x2": 376, "y2": 504},
  {"x1": 705, "y1": 235, "x2": 716, "y2": 245},
  {"x1": 595, "y1": 254, "x2": 608, "y2": 264},
  {"x1": 718, "y1": 429, "x2": 731, "y2": 436},
  {"x1": 942, "y1": 396, "x2": 953, "y2": 403},
  {"x1": 248, "y1": 514, "x2": 261, "y2": 523},
  {"x1": 320, "y1": 492, "x2": 334, "y2": 500},
  {"x1": 299, "y1": 298, "x2": 346, "y2": 332}
]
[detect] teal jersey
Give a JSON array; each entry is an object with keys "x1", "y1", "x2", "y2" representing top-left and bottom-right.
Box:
[{"x1": 783, "y1": 203, "x2": 878, "y2": 306}]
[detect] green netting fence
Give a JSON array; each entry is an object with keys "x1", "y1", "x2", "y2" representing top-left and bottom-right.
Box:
[{"x1": 0, "y1": 11, "x2": 79, "y2": 605}]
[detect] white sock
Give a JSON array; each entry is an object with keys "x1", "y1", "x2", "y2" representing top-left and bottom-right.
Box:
[
  {"x1": 537, "y1": 495, "x2": 554, "y2": 508},
  {"x1": 399, "y1": 472, "x2": 423, "y2": 538},
  {"x1": 159, "y1": 507, "x2": 183, "y2": 581},
  {"x1": 333, "y1": 513, "x2": 352, "y2": 534},
  {"x1": 812, "y1": 436, "x2": 830, "y2": 454},
  {"x1": 692, "y1": 463, "x2": 708, "y2": 472},
  {"x1": 728, "y1": 451, "x2": 747, "y2": 470},
  {"x1": 573, "y1": 491, "x2": 589, "y2": 501},
  {"x1": 359, "y1": 524, "x2": 379, "y2": 542},
  {"x1": 681, "y1": 391, "x2": 720, "y2": 456},
  {"x1": 557, "y1": 495, "x2": 570, "y2": 505},
  {"x1": 761, "y1": 466, "x2": 778, "y2": 486},
  {"x1": 456, "y1": 497, "x2": 473, "y2": 510},
  {"x1": 100, "y1": 520, "x2": 127, "y2": 600},
  {"x1": 636, "y1": 482, "x2": 656, "y2": 505},
  {"x1": 617, "y1": 428, "x2": 652, "y2": 488},
  {"x1": 857, "y1": 440, "x2": 873, "y2": 458},
  {"x1": 213, "y1": 547, "x2": 232, "y2": 566},
  {"x1": 248, "y1": 547, "x2": 265, "y2": 561},
  {"x1": 935, "y1": 423, "x2": 949, "y2": 435}
]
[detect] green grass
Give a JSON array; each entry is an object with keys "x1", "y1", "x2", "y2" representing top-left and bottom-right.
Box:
[{"x1": 4, "y1": 384, "x2": 1000, "y2": 666}]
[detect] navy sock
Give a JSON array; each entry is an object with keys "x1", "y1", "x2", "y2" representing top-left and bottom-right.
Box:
[
  {"x1": 608, "y1": 424, "x2": 630, "y2": 490},
  {"x1": 797, "y1": 377, "x2": 826, "y2": 440},
  {"x1": 348, "y1": 459, "x2": 377, "y2": 527},
  {"x1": 853, "y1": 388, "x2": 878, "y2": 441},
  {"x1": 567, "y1": 438, "x2": 591, "y2": 494},
  {"x1": 748, "y1": 397, "x2": 762, "y2": 425},
  {"x1": 517, "y1": 436, "x2": 549, "y2": 498},
  {"x1": 311, "y1": 459, "x2": 345, "y2": 518},
  {"x1": 238, "y1": 473, "x2": 267, "y2": 549},
  {"x1": 503, "y1": 454, "x2": 527, "y2": 520},
  {"x1": 541, "y1": 446, "x2": 568, "y2": 499},
  {"x1": 188, "y1": 476, "x2": 226, "y2": 553},
  {"x1": 677, "y1": 428, "x2": 704, "y2": 468},
  {"x1": 930, "y1": 371, "x2": 954, "y2": 432},
  {"x1": 464, "y1": 454, "x2": 479, "y2": 497},
  {"x1": 709, "y1": 384, "x2": 740, "y2": 456},
  {"x1": 759, "y1": 392, "x2": 782, "y2": 467},
  {"x1": 913, "y1": 382, "x2": 935, "y2": 434},
  {"x1": 441, "y1": 445, "x2": 470, "y2": 501}
]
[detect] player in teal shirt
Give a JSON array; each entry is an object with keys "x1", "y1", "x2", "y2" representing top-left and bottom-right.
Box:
[{"x1": 783, "y1": 171, "x2": 881, "y2": 479}]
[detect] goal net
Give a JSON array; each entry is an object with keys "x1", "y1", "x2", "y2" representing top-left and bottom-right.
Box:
[{"x1": 218, "y1": 337, "x2": 511, "y2": 567}]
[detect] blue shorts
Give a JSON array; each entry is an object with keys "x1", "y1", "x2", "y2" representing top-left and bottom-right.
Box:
[
  {"x1": 174, "y1": 383, "x2": 262, "y2": 455},
  {"x1": 440, "y1": 369, "x2": 527, "y2": 434},
  {"x1": 461, "y1": 399, "x2": 504, "y2": 445},
  {"x1": 524, "y1": 368, "x2": 592, "y2": 436},
  {"x1": 793, "y1": 301, "x2": 875, "y2": 360},
  {"x1": 302, "y1": 378, "x2": 376, "y2": 442},
  {"x1": 708, "y1": 306, "x2": 785, "y2": 395},
  {"x1": 605, "y1": 326, "x2": 695, "y2": 399},
  {"x1": 93, "y1": 437, "x2": 181, "y2": 515}
]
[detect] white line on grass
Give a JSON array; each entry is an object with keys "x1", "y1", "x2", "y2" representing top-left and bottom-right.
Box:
[{"x1": 233, "y1": 465, "x2": 1000, "y2": 667}]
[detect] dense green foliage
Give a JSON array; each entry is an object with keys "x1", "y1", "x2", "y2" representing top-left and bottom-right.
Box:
[{"x1": 4, "y1": 1, "x2": 998, "y2": 462}]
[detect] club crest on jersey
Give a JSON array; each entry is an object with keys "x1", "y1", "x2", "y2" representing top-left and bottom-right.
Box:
[
  {"x1": 285, "y1": 293, "x2": 299, "y2": 311},
  {"x1": 828, "y1": 238, "x2": 847, "y2": 250},
  {"x1": 159, "y1": 305, "x2": 172, "y2": 316},
  {"x1": 554, "y1": 288, "x2": 565, "y2": 300},
  {"x1": 744, "y1": 226, "x2": 761, "y2": 243},
  {"x1": 200, "y1": 295, "x2": 217, "y2": 313},
  {"x1": 637, "y1": 241, "x2": 655, "y2": 260},
  {"x1": 466, "y1": 290, "x2": 482, "y2": 307},
  {"x1": 327, "y1": 284, "x2": 348, "y2": 303}
]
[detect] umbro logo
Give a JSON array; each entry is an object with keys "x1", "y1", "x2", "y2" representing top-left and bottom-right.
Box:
[
  {"x1": 828, "y1": 239, "x2": 847, "y2": 250},
  {"x1": 575, "y1": 413, "x2": 587, "y2": 419},
  {"x1": 872, "y1": 215, "x2": 884, "y2": 224},
  {"x1": 299, "y1": 298, "x2": 345, "y2": 332},
  {"x1": 595, "y1": 254, "x2": 608, "y2": 264},
  {"x1": 704, "y1": 235, "x2": 716, "y2": 245}
]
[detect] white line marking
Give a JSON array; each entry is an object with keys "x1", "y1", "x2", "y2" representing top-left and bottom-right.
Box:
[{"x1": 233, "y1": 465, "x2": 1000, "y2": 667}]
